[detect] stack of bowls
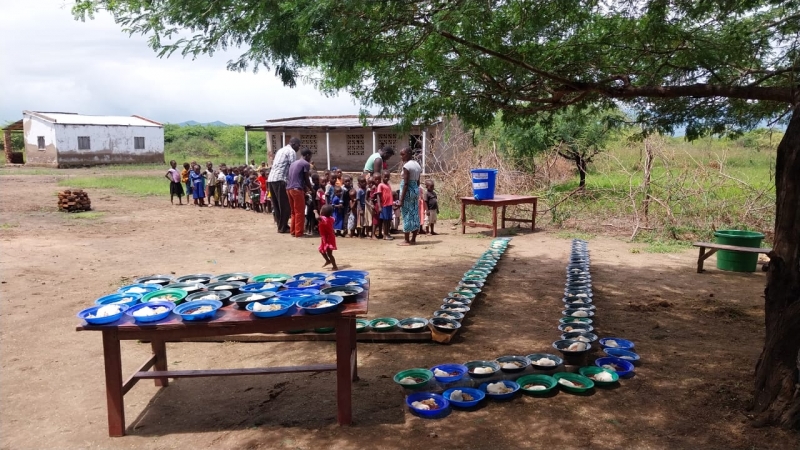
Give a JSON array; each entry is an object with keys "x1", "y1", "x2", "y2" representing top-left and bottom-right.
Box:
[{"x1": 429, "y1": 237, "x2": 512, "y2": 333}]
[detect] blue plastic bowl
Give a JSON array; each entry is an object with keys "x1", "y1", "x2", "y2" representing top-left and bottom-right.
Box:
[
  {"x1": 117, "y1": 283, "x2": 161, "y2": 295},
  {"x1": 405, "y1": 392, "x2": 449, "y2": 417},
  {"x1": 174, "y1": 299, "x2": 222, "y2": 321},
  {"x1": 95, "y1": 293, "x2": 141, "y2": 309},
  {"x1": 331, "y1": 270, "x2": 369, "y2": 279},
  {"x1": 292, "y1": 272, "x2": 328, "y2": 281},
  {"x1": 276, "y1": 290, "x2": 319, "y2": 303},
  {"x1": 327, "y1": 277, "x2": 367, "y2": 288},
  {"x1": 599, "y1": 337, "x2": 635, "y2": 350},
  {"x1": 479, "y1": 380, "x2": 520, "y2": 400},
  {"x1": 604, "y1": 348, "x2": 641, "y2": 364},
  {"x1": 240, "y1": 282, "x2": 280, "y2": 294},
  {"x1": 443, "y1": 387, "x2": 485, "y2": 408},
  {"x1": 125, "y1": 301, "x2": 175, "y2": 323},
  {"x1": 283, "y1": 279, "x2": 328, "y2": 290},
  {"x1": 246, "y1": 299, "x2": 294, "y2": 318},
  {"x1": 595, "y1": 357, "x2": 635, "y2": 378},
  {"x1": 297, "y1": 295, "x2": 344, "y2": 315},
  {"x1": 77, "y1": 304, "x2": 129, "y2": 325},
  {"x1": 430, "y1": 363, "x2": 468, "y2": 383}
]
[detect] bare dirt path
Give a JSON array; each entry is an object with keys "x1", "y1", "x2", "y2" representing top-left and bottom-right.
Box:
[{"x1": 0, "y1": 170, "x2": 797, "y2": 449}]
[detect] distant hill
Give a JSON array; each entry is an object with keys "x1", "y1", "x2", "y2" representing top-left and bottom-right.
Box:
[{"x1": 175, "y1": 120, "x2": 230, "y2": 127}]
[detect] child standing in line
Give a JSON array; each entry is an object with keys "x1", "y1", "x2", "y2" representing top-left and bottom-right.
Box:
[
  {"x1": 205, "y1": 162, "x2": 219, "y2": 207},
  {"x1": 306, "y1": 172, "x2": 321, "y2": 235},
  {"x1": 324, "y1": 174, "x2": 335, "y2": 205},
  {"x1": 257, "y1": 169, "x2": 268, "y2": 213},
  {"x1": 368, "y1": 176, "x2": 383, "y2": 239},
  {"x1": 423, "y1": 179, "x2": 439, "y2": 235},
  {"x1": 228, "y1": 169, "x2": 238, "y2": 208},
  {"x1": 249, "y1": 174, "x2": 261, "y2": 212},
  {"x1": 190, "y1": 165, "x2": 206, "y2": 206},
  {"x1": 318, "y1": 204, "x2": 338, "y2": 270},
  {"x1": 356, "y1": 176, "x2": 367, "y2": 238},
  {"x1": 332, "y1": 186, "x2": 344, "y2": 237},
  {"x1": 378, "y1": 172, "x2": 394, "y2": 240},
  {"x1": 165, "y1": 160, "x2": 184, "y2": 205},
  {"x1": 341, "y1": 175, "x2": 353, "y2": 237},
  {"x1": 216, "y1": 169, "x2": 225, "y2": 206},
  {"x1": 181, "y1": 162, "x2": 192, "y2": 199},
  {"x1": 237, "y1": 169, "x2": 246, "y2": 208}
]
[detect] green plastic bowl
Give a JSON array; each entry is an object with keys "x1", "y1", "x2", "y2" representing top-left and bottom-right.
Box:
[
  {"x1": 447, "y1": 290, "x2": 476, "y2": 300},
  {"x1": 394, "y1": 368, "x2": 433, "y2": 388},
  {"x1": 578, "y1": 366, "x2": 619, "y2": 386},
  {"x1": 465, "y1": 269, "x2": 489, "y2": 278},
  {"x1": 517, "y1": 374, "x2": 558, "y2": 395},
  {"x1": 370, "y1": 317, "x2": 399, "y2": 331},
  {"x1": 142, "y1": 288, "x2": 188, "y2": 305},
  {"x1": 250, "y1": 273, "x2": 293, "y2": 284},
  {"x1": 355, "y1": 319, "x2": 370, "y2": 332},
  {"x1": 553, "y1": 372, "x2": 595, "y2": 394}
]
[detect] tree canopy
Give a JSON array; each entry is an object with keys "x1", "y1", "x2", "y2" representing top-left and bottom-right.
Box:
[
  {"x1": 73, "y1": 0, "x2": 799, "y2": 429},
  {"x1": 74, "y1": 0, "x2": 798, "y2": 135}
]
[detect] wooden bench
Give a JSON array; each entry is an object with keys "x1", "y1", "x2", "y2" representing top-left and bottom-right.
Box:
[{"x1": 693, "y1": 242, "x2": 772, "y2": 273}]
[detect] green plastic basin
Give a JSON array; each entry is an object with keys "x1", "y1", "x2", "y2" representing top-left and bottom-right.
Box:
[{"x1": 714, "y1": 230, "x2": 764, "y2": 272}]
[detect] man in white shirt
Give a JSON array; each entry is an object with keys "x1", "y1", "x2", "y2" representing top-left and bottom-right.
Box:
[{"x1": 268, "y1": 137, "x2": 300, "y2": 233}]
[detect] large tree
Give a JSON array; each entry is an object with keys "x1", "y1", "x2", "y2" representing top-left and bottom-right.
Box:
[{"x1": 74, "y1": 0, "x2": 799, "y2": 428}]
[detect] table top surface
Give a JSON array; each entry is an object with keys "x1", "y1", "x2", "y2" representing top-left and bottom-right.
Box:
[
  {"x1": 460, "y1": 194, "x2": 538, "y2": 204},
  {"x1": 76, "y1": 290, "x2": 369, "y2": 332}
]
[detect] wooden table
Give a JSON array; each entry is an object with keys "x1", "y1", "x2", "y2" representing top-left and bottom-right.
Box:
[
  {"x1": 76, "y1": 291, "x2": 368, "y2": 436},
  {"x1": 460, "y1": 195, "x2": 538, "y2": 237},
  {"x1": 692, "y1": 241, "x2": 772, "y2": 273}
]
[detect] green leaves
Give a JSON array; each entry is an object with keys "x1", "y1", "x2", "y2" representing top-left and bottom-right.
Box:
[{"x1": 74, "y1": 0, "x2": 798, "y2": 136}]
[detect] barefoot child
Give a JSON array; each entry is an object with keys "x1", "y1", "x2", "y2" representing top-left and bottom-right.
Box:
[
  {"x1": 190, "y1": 165, "x2": 206, "y2": 206},
  {"x1": 165, "y1": 160, "x2": 184, "y2": 205},
  {"x1": 355, "y1": 176, "x2": 367, "y2": 237},
  {"x1": 181, "y1": 162, "x2": 192, "y2": 200},
  {"x1": 332, "y1": 186, "x2": 344, "y2": 237},
  {"x1": 378, "y1": 172, "x2": 394, "y2": 240},
  {"x1": 318, "y1": 204, "x2": 338, "y2": 270},
  {"x1": 423, "y1": 179, "x2": 439, "y2": 235}
]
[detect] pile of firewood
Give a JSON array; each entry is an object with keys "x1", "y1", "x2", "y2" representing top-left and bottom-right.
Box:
[{"x1": 58, "y1": 189, "x2": 91, "y2": 212}]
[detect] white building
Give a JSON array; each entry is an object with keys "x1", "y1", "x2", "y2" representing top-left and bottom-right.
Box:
[{"x1": 17, "y1": 111, "x2": 164, "y2": 167}]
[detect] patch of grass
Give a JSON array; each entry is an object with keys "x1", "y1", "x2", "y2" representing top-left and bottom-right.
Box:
[
  {"x1": 555, "y1": 230, "x2": 596, "y2": 241},
  {"x1": 632, "y1": 239, "x2": 692, "y2": 254},
  {"x1": 64, "y1": 211, "x2": 105, "y2": 220},
  {"x1": 0, "y1": 223, "x2": 18, "y2": 229},
  {"x1": 0, "y1": 168, "x2": 60, "y2": 176},
  {"x1": 59, "y1": 176, "x2": 166, "y2": 196}
]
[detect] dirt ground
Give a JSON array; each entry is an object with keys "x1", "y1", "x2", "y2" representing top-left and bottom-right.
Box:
[{"x1": 0, "y1": 168, "x2": 798, "y2": 450}]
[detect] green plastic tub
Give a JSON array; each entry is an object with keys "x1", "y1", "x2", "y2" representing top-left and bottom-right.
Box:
[{"x1": 714, "y1": 230, "x2": 764, "y2": 272}]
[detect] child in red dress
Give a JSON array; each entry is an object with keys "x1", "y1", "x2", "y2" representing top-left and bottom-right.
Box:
[{"x1": 318, "y1": 204, "x2": 338, "y2": 270}]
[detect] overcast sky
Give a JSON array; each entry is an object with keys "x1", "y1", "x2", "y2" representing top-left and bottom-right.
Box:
[{"x1": 0, "y1": 0, "x2": 361, "y2": 125}]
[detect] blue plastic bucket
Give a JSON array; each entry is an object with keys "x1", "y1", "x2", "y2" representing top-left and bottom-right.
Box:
[{"x1": 471, "y1": 168, "x2": 498, "y2": 200}]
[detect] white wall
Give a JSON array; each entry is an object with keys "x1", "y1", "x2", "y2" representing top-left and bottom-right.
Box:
[
  {"x1": 23, "y1": 114, "x2": 58, "y2": 166},
  {"x1": 54, "y1": 124, "x2": 164, "y2": 167}
]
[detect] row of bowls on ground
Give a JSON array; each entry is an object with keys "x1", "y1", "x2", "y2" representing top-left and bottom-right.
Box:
[
  {"x1": 76, "y1": 270, "x2": 374, "y2": 326},
  {"x1": 395, "y1": 240, "x2": 641, "y2": 418},
  {"x1": 420, "y1": 237, "x2": 513, "y2": 334},
  {"x1": 394, "y1": 343, "x2": 639, "y2": 417}
]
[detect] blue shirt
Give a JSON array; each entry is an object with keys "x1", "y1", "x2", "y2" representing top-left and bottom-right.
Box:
[{"x1": 225, "y1": 174, "x2": 234, "y2": 186}]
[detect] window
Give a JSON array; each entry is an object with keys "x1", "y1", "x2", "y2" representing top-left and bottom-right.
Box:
[
  {"x1": 271, "y1": 134, "x2": 280, "y2": 154},
  {"x1": 346, "y1": 134, "x2": 365, "y2": 156},
  {"x1": 77, "y1": 136, "x2": 91, "y2": 150},
  {"x1": 300, "y1": 134, "x2": 318, "y2": 154},
  {"x1": 134, "y1": 137, "x2": 145, "y2": 150},
  {"x1": 37, "y1": 136, "x2": 45, "y2": 150},
  {"x1": 377, "y1": 133, "x2": 399, "y2": 149}
]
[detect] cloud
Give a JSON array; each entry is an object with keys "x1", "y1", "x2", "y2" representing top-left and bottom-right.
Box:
[{"x1": 0, "y1": 0, "x2": 361, "y2": 124}]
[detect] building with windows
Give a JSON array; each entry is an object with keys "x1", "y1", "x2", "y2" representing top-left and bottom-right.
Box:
[
  {"x1": 244, "y1": 116, "x2": 462, "y2": 173},
  {"x1": 11, "y1": 111, "x2": 164, "y2": 167}
]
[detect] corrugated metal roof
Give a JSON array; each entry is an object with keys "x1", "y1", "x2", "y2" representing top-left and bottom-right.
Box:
[
  {"x1": 23, "y1": 111, "x2": 162, "y2": 127},
  {"x1": 244, "y1": 115, "x2": 440, "y2": 130}
]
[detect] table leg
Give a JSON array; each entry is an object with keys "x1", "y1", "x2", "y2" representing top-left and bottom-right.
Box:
[
  {"x1": 460, "y1": 201, "x2": 466, "y2": 234},
  {"x1": 335, "y1": 317, "x2": 354, "y2": 425},
  {"x1": 501, "y1": 205, "x2": 506, "y2": 229},
  {"x1": 349, "y1": 318, "x2": 358, "y2": 381},
  {"x1": 151, "y1": 339, "x2": 169, "y2": 387},
  {"x1": 531, "y1": 199, "x2": 537, "y2": 232},
  {"x1": 102, "y1": 329, "x2": 125, "y2": 437},
  {"x1": 492, "y1": 207, "x2": 498, "y2": 237}
]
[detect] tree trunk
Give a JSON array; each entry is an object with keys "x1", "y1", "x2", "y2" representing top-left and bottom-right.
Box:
[
  {"x1": 751, "y1": 106, "x2": 800, "y2": 430},
  {"x1": 576, "y1": 156, "x2": 587, "y2": 189},
  {"x1": 642, "y1": 137, "x2": 654, "y2": 226}
]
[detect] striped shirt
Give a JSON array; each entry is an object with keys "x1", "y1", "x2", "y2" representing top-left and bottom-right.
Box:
[{"x1": 268, "y1": 145, "x2": 297, "y2": 183}]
